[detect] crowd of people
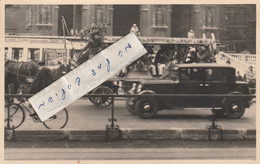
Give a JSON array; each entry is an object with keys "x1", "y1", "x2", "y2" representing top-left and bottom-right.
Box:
[
  {"x1": 132, "y1": 44, "x2": 217, "y2": 77},
  {"x1": 74, "y1": 24, "x2": 255, "y2": 87}
]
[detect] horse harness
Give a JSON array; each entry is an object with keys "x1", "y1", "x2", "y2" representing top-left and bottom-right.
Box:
[{"x1": 5, "y1": 62, "x2": 37, "y2": 84}]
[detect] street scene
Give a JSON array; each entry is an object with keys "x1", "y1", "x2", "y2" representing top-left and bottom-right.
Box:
[{"x1": 4, "y1": 3, "x2": 256, "y2": 161}]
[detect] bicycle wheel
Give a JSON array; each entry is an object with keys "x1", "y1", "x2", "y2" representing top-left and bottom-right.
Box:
[
  {"x1": 4, "y1": 104, "x2": 25, "y2": 130},
  {"x1": 43, "y1": 108, "x2": 68, "y2": 129}
]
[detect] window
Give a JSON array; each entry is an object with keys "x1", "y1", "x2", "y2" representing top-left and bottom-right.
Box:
[
  {"x1": 12, "y1": 48, "x2": 23, "y2": 61},
  {"x1": 180, "y1": 68, "x2": 233, "y2": 82},
  {"x1": 225, "y1": 12, "x2": 230, "y2": 25},
  {"x1": 205, "y1": 8, "x2": 215, "y2": 27},
  {"x1": 28, "y1": 48, "x2": 40, "y2": 61},
  {"x1": 43, "y1": 48, "x2": 67, "y2": 66},
  {"x1": 180, "y1": 68, "x2": 205, "y2": 82},
  {"x1": 206, "y1": 68, "x2": 229, "y2": 82}
]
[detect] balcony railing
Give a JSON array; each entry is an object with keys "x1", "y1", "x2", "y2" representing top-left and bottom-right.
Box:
[{"x1": 216, "y1": 52, "x2": 256, "y2": 76}]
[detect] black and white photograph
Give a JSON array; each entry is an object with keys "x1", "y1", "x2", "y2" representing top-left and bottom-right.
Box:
[{"x1": 2, "y1": 0, "x2": 258, "y2": 162}]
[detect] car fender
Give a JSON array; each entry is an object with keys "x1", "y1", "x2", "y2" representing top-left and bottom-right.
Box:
[
  {"x1": 138, "y1": 90, "x2": 157, "y2": 95},
  {"x1": 222, "y1": 91, "x2": 243, "y2": 105},
  {"x1": 137, "y1": 90, "x2": 170, "y2": 109}
]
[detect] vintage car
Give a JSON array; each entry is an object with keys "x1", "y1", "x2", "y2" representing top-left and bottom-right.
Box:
[{"x1": 126, "y1": 63, "x2": 254, "y2": 119}]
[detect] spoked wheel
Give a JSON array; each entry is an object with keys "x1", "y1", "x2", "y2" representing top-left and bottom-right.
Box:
[
  {"x1": 136, "y1": 98, "x2": 158, "y2": 118},
  {"x1": 224, "y1": 98, "x2": 245, "y2": 119},
  {"x1": 4, "y1": 104, "x2": 25, "y2": 130},
  {"x1": 43, "y1": 108, "x2": 68, "y2": 129},
  {"x1": 91, "y1": 86, "x2": 114, "y2": 108}
]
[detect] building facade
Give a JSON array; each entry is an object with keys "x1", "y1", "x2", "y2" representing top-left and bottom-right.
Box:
[{"x1": 5, "y1": 4, "x2": 256, "y2": 53}]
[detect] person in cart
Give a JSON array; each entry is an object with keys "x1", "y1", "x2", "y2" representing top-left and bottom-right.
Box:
[
  {"x1": 154, "y1": 45, "x2": 172, "y2": 76},
  {"x1": 196, "y1": 45, "x2": 211, "y2": 63},
  {"x1": 184, "y1": 46, "x2": 197, "y2": 63},
  {"x1": 76, "y1": 24, "x2": 104, "y2": 65}
]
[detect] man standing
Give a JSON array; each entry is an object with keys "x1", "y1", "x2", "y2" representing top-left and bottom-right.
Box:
[
  {"x1": 130, "y1": 24, "x2": 141, "y2": 36},
  {"x1": 187, "y1": 28, "x2": 195, "y2": 39},
  {"x1": 244, "y1": 66, "x2": 256, "y2": 88}
]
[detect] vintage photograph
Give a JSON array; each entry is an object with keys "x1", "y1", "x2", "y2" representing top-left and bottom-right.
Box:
[{"x1": 3, "y1": 3, "x2": 256, "y2": 161}]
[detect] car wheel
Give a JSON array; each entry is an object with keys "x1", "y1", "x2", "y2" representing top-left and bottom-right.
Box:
[
  {"x1": 126, "y1": 99, "x2": 137, "y2": 115},
  {"x1": 224, "y1": 98, "x2": 245, "y2": 119},
  {"x1": 135, "y1": 98, "x2": 158, "y2": 118}
]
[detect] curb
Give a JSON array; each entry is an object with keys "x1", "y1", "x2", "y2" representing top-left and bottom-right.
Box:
[{"x1": 5, "y1": 128, "x2": 256, "y2": 142}]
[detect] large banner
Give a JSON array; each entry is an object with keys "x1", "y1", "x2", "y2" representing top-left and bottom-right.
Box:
[{"x1": 29, "y1": 32, "x2": 147, "y2": 121}]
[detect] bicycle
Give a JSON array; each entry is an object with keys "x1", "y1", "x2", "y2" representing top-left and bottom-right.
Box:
[{"x1": 4, "y1": 96, "x2": 69, "y2": 130}]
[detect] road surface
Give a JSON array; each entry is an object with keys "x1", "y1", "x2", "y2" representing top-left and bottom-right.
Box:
[{"x1": 15, "y1": 97, "x2": 256, "y2": 131}]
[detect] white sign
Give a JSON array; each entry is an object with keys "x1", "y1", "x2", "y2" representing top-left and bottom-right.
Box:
[{"x1": 29, "y1": 33, "x2": 147, "y2": 121}]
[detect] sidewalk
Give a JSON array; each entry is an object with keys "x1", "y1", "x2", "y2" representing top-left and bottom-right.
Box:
[{"x1": 5, "y1": 128, "x2": 256, "y2": 142}]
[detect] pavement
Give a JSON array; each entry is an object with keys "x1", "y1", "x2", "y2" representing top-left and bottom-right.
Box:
[
  {"x1": 5, "y1": 136, "x2": 256, "y2": 160},
  {"x1": 5, "y1": 147, "x2": 256, "y2": 160},
  {"x1": 5, "y1": 128, "x2": 256, "y2": 142},
  {"x1": 4, "y1": 98, "x2": 256, "y2": 142}
]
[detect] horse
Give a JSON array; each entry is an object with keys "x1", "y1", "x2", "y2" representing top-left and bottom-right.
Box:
[
  {"x1": 5, "y1": 59, "x2": 68, "y2": 95},
  {"x1": 13, "y1": 67, "x2": 54, "y2": 96},
  {"x1": 29, "y1": 67, "x2": 54, "y2": 94},
  {"x1": 5, "y1": 60, "x2": 39, "y2": 94}
]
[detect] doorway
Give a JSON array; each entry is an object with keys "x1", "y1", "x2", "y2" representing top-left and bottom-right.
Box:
[
  {"x1": 58, "y1": 5, "x2": 73, "y2": 36},
  {"x1": 113, "y1": 5, "x2": 140, "y2": 36},
  {"x1": 171, "y1": 5, "x2": 192, "y2": 37}
]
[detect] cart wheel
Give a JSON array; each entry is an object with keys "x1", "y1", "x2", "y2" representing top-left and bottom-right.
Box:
[
  {"x1": 92, "y1": 86, "x2": 114, "y2": 108},
  {"x1": 224, "y1": 98, "x2": 245, "y2": 119},
  {"x1": 89, "y1": 96, "x2": 94, "y2": 104},
  {"x1": 136, "y1": 98, "x2": 158, "y2": 118},
  {"x1": 88, "y1": 91, "x2": 95, "y2": 104}
]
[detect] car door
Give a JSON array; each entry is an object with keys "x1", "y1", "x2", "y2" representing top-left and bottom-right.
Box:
[
  {"x1": 203, "y1": 68, "x2": 235, "y2": 106},
  {"x1": 172, "y1": 67, "x2": 206, "y2": 107}
]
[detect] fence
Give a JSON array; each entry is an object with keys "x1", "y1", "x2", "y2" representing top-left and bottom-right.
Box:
[
  {"x1": 4, "y1": 93, "x2": 256, "y2": 141},
  {"x1": 228, "y1": 53, "x2": 256, "y2": 64}
]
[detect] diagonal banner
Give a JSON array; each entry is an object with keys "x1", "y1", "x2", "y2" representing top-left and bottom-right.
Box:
[{"x1": 29, "y1": 32, "x2": 147, "y2": 121}]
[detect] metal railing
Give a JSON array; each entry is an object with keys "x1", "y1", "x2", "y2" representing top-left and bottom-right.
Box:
[
  {"x1": 216, "y1": 52, "x2": 256, "y2": 76},
  {"x1": 5, "y1": 93, "x2": 256, "y2": 140},
  {"x1": 4, "y1": 93, "x2": 256, "y2": 98}
]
